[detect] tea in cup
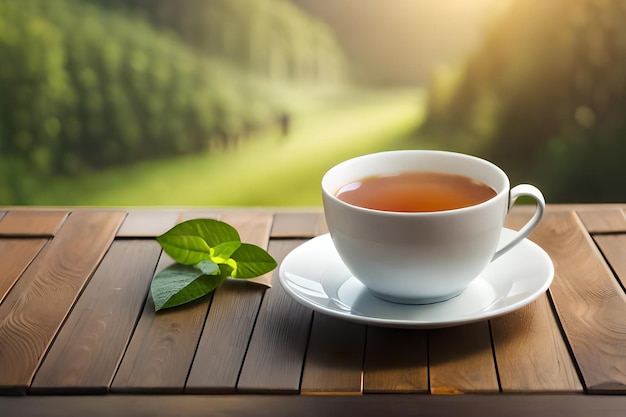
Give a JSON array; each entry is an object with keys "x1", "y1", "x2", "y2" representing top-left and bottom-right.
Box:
[{"x1": 321, "y1": 150, "x2": 545, "y2": 304}]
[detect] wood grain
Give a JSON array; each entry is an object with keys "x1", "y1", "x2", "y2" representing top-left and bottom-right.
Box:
[
  {"x1": 300, "y1": 314, "x2": 366, "y2": 395},
  {"x1": 116, "y1": 210, "x2": 181, "y2": 237},
  {"x1": 0, "y1": 394, "x2": 626, "y2": 417},
  {"x1": 185, "y1": 212, "x2": 274, "y2": 392},
  {"x1": 429, "y1": 322, "x2": 499, "y2": 394},
  {"x1": 0, "y1": 239, "x2": 46, "y2": 305},
  {"x1": 2, "y1": 205, "x2": 626, "y2": 404},
  {"x1": 176, "y1": 209, "x2": 222, "y2": 221},
  {"x1": 594, "y1": 234, "x2": 626, "y2": 291},
  {"x1": 0, "y1": 210, "x2": 68, "y2": 236},
  {"x1": 577, "y1": 209, "x2": 626, "y2": 234},
  {"x1": 111, "y1": 210, "x2": 216, "y2": 393},
  {"x1": 529, "y1": 211, "x2": 626, "y2": 393},
  {"x1": 233, "y1": 240, "x2": 314, "y2": 393},
  {"x1": 491, "y1": 295, "x2": 582, "y2": 392},
  {"x1": 110, "y1": 251, "x2": 209, "y2": 393},
  {"x1": 184, "y1": 283, "x2": 263, "y2": 392},
  {"x1": 111, "y1": 211, "x2": 219, "y2": 393},
  {"x1": 363, "y1": 327, "x2": 428, "y2": 393},
  {"x1": 499, "y1": 209, "x2": 582, "y2": 392},
  {"x1": 2, "y1": 394, "x2": 626, "y2": 417},
  {"x1": 30, "y1": 240, "x2": 162, "y2": 393},
  {"x1": 0, "y1": 211, "x2": 125, "y2": 394},
  {"x1": 223, "y1": 211, "x2": 274, "y2": 287},
  {"x1": 271, "y1": 212, "x2": 327, "y2": 238}
]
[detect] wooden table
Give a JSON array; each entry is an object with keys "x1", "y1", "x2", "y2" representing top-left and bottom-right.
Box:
[{"x1": 1, "y1": 205, "x2": 626, "y2": 416}]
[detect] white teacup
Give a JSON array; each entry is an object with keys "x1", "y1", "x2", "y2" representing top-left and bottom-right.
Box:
[{"x1": 321, "y1": 150, "x2": 545, "y2": 304}]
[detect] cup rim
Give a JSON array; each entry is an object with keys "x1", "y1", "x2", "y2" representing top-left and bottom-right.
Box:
[{"x1": 321, "y1": 150, "x2": 510, "y2": 216}]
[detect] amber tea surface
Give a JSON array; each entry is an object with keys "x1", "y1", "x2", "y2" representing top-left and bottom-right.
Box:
[{"x1": 335, "y1": 171, "x2": 497, "y2": 212}]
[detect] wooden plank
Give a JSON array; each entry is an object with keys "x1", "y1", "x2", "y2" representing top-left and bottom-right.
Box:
[
  {"x1": 0, "y1": 211, "x2": 125, "y2": 394},
  {"x1": 363, "y1": 327, "x2": 428, "y2": 393},
  {"x1": 491, "y1": 294, "x2": 582, "y2": 392},
  {"x1": 271, "y1": 212, "x2": 327, "y2": 238},
  {"x1": 116, "y1": 210, "x2": 180, "y2": 237},
  {"x1": 300, "y1": 314, "x2": 366, "y2": 395},
  {"x1": 527, "y1": 211, "x2": 626, "y2": 393},
  {"x1": 0, "y1": 210, "x2": 68, "y2": 236},
  {"x1": 496, "y1": 212, "x2": 582, "y2": 392},
  {"x1": 177, "y1": 209, "x2": 222, "y2": 220},
  {"x1": 185, "y1": 211, "x2": 274, "y2": 392},
  {"x1": 30, "y1": 240, "x2": 161, "y2": 393},
  {"x1": 235, "y1": 239, "x2": 314, "y2": 394},
  {"x1": 185, "y1": 280, "x2": 264, "y2": 393},
  {"x1": 111, "y1": 211, "x2": 219, "y2": 393},
  {"x1": 429, "y1": 321, "x2": 499, "y2": 394},
  {"x1": 0, "y1": 239, "x2": 47, "y2": 304},
  {"x1": 577, "y1": 209, "x2": 626, "y2": 234},
  {"x1": 110, "y1": 251, "x2": 209, "y2": 393},
  {"x1": 594, "y1": 234, "x2": 626, "y2": 291},
  {"x1": 2, "y1": 394, "x2": 626, "y2": 417},
  {"x1": 224, "y1": 211, "x2": 274, "y2": 287}
]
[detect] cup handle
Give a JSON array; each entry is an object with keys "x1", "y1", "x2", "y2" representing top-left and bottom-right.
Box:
[{"x1": 492, "y1": 184, "x2": 545, "y2": 261}]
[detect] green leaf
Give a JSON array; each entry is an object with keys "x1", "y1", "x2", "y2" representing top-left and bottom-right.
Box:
[
  {"x1": 151, "y1": 218, "x2": 278, "y2": 312},
  {"x1": 230, "y1": 243, "x2": 277, "y2": 279},
  {"x1": 156, "y1": 235, "x2": 212, "y2": 265},
  {"x1": 195, "y1": 259, "x2": 220, "y2": 275},
  {"x1": 218, "y1": 262, "x2": 235, "y2": 278},
  {"x1": 211, "y1": 241, "x2": 241, "y2": 263},
  {"x1": 156, "y1": 219, "x2": 241, "y2": 265},
  {"x1": 151, "y1": 263, "x2": 227, "y2": 311},
  {"x1": 165, "y1": 219, "x2": 241, "y2": 247}
]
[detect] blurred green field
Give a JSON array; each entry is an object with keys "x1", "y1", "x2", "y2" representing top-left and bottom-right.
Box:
[{"x1": 32, "y1": 88, "x2": 427, "y2": 207}]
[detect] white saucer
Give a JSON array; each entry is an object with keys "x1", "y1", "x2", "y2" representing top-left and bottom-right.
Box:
[{"x1": 278, "y1": 229, "x2": 554, "y2": 329}]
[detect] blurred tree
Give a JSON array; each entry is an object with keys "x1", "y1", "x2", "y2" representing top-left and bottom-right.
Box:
[
  {"x1": 88, "y1": 0, "x2": 346, "y2": 85},
  {"x1": 421, "y1": 0, "x2": 626, "y2": 202},
  {"x1": 0, "y1": 0, "x2": 347, "y2": 204}
]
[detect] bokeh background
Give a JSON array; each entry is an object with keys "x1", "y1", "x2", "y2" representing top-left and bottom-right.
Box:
[{"x1": 1, "y1": 0, "x2": 625, "y2": 206}]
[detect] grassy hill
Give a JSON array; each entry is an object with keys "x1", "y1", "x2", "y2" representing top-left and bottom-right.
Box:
[{"x1": 30, "y1": 88, "x2": 427, "y2": 207}]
